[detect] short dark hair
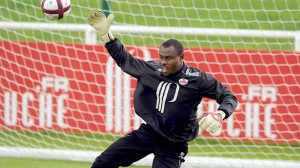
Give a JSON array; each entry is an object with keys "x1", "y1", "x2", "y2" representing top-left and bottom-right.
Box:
[{"x1": 160, "y1": 39, "x2": 184, "y2": 55}]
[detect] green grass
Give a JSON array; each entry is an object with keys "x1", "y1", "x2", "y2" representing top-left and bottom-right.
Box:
[
  {"x1": 1, "y1": 131, "x2": 299, "y2": 161},
  {"x1": 0, "y1": 0, "x2": 300, "y2": 50},
  {"x1": 0, "y1": 158, "x2": 149, "y2": 168},
  {"x1": 0, "y1": 158, "x2": 93, "y2": 168},
  {"x1": 189, "y1": 138, "x2": 300, "y2": 160},
  {"x1": 0, "y1": 130, "x2": 117, "y2": 151}
]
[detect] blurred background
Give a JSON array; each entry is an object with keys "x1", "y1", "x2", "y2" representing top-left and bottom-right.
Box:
[{"x1": 0, "y1": 0, "x2": 299, "y2": 168}]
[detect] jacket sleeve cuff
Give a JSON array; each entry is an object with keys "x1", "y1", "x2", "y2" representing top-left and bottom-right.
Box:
[{"x1": 101, "y1": 32, "x2": 114, "y2": 43}]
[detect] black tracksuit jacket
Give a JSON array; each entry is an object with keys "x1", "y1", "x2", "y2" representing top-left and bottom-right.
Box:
[{"x1": 105, "y1": 39, "x2": 238, "y2": 142}]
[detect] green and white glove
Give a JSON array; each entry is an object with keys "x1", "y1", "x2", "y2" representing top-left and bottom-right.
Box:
[
  {"x1": 199, "y1": 110, "x2": 226, "y2": 133},
  {"x1": 86, "y1": 11, "x2": 114, "y2": 43}
]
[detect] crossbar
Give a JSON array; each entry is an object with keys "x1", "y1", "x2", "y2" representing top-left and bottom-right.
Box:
[{"x1": 1, "y1": 22, "x2": 299, "y2": 51}]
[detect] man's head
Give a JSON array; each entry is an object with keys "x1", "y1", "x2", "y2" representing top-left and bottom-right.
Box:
[{"x1": 159, "y1": 39, "x2": 184, "y2": 76}]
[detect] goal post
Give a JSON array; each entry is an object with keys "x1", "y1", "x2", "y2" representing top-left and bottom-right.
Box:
[{"x1": 1, "y1": 0, "x2": 299, "y2": 168}]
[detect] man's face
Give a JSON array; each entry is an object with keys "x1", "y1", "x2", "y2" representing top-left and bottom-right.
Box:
[{"x1": 159, "y1": 46, "x2": 183, "y2": 76}]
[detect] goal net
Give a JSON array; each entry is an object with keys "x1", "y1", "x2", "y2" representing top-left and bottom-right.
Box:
[{"x1": 0, "y1": 0, "x2": 299, "y2": 167}]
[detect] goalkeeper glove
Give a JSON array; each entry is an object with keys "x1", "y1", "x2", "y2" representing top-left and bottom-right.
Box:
[
  {"x1": 199, "y1": 110, "x2": 226, "y2": 133},
  {"x1": 86, "y1": 11, "x2": 114, "y2": 43}
]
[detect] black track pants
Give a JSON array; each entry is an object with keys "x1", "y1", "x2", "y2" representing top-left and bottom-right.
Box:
[{"x1": 91, "y1": 124, "x2": 188, "y2": 168}]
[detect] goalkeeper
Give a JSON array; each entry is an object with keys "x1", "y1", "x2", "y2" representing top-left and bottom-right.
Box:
[{"x1": 87, "y1": 11, "x2": 238, "y2": 168}]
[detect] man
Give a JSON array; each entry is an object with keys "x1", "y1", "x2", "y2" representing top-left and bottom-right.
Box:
[{"x1": 87, "y1": 11, "x2": 238, "y2": 168}]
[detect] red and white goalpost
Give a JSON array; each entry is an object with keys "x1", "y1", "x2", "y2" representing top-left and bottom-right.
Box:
[{"x1": 0, "y1": 0, "x2": 299, "y2": 168}]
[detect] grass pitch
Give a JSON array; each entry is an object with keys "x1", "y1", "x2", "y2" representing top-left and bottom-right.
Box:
[
  {"x1": 1, "y1": 0, "x2": 300, "y2": 50},
  {"x1": 0, "y1": 158, "x2": 149, "y2": 168}
]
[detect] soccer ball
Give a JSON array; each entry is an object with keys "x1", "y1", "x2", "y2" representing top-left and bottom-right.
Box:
[{"x1": 41, "y1": 0, "x2": 71, "y2": 20}]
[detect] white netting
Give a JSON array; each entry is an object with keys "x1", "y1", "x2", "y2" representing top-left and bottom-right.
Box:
[{"x1": 0, "y1": 0, "x2": 299, "y2": 167}]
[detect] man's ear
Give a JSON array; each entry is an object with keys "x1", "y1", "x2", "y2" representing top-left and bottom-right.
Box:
[{"x1": 180, "y1": 54, "x2": 184, "y2": 62}]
